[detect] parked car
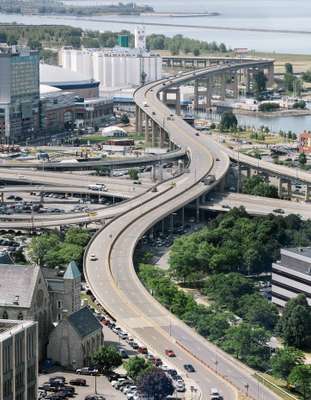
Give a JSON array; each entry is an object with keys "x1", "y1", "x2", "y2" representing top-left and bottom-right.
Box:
[
  {"x1": 69, "y1": 378, "x2": 87, "y2": 386},
  {"x1": 76, "y1": 367, "x2": 98, "y2": 375},
  {"x1": 138, "y1": 346, "x2": 148, "y2": 354}
]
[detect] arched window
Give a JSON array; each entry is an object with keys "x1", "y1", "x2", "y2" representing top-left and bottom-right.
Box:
[
  {"x1": 2, "y1": 311, "x2": 8, "y2": 319},
  {"x1": 17, "y1": 312, "x2": 23, "y2": 320}
]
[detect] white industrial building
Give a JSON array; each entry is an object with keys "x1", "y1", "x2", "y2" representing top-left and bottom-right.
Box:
[{"x1": 59, "y1": 47, "x2": 162, "y2": 91}]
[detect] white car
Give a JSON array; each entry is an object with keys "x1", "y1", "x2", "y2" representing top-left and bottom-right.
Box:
[{"x1": 90, "y1": 254, "x2": 98, "y2": 261}]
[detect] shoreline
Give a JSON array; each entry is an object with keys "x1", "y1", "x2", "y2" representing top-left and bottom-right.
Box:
[{"x1": 233, "y1": 108, "x2": 311, "y2": 118}]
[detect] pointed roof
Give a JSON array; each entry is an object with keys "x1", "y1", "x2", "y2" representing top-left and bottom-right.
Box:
[
  {"x1": 63, "y1": 261, "x2": 81, "y2": 280},
  {"x1": 67, "y1": 306, "x2": 101, "y2": 338}
]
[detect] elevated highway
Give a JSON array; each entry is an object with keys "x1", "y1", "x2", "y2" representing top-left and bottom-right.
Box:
[
  {"x1": 0, "y1": 149, "x2": 186, "y2": 171},
  {"x1": 200, "y1": 192, "x2": 311, "y2": 219},
  {"x1": 84, "y1": 61, "x2": 280, "y2": 400}
]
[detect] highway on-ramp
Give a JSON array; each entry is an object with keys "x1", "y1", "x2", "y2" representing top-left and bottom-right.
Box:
[{"x1": 84, "y1": 62, "x2": 280, "y2": 400}]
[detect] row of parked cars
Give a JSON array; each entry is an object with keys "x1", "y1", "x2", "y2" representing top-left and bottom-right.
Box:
[
  {"x1": 101, "y1": 315, "x2": 187, "y2": 395},
  {"x1": 38, "y1": 376, "x2": 87, "y2": 399}
]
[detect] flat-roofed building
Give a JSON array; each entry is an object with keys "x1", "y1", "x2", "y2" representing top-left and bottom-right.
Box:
[
  {"x1": 272, "y1": 247, "x2": 311, "y2": 308},
  {"x1": 0, "y1": 319, "x2": 38, "y2": 400}
]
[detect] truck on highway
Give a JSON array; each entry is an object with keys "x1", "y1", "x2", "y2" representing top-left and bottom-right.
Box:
[
  {"x1": 201, "y1": 175, "x2": 216, "y2": 185},
  {"x1": 88, "y1": 184, "x2": 107, "y2": 192}
]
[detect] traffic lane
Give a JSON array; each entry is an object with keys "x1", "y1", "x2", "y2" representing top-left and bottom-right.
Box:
[{"x1": 134, "y1": 326, "x2": 233, "y2": 400}]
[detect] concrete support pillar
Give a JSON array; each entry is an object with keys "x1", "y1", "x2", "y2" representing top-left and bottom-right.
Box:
[
  {"x1": 144, "y1": 113, "x2": 150, "y2": 144},
  {"x1": 159, "y1": 128, "x2": 165, "y2": 148},
  {"x1": 0, "y1": 193, "x2": 3, "y2": 203},
  {"x1": 161, "y1": 219, "x2": 165, "y2": 234},
  {"x1": 40, "y1": 193, "x2": 44, "y2": 204},
  {"x1": 244, "y1": 68, "x2": 251, "y2": 93},
  {"x1": 278, "y1": 178, "x2": 283, "y2": 198},
  {"x1": 196, "y1": 197, "x2": 200, "y2": 223},
  {"x1": 219, "y1": 178, "x2": 226, "y2": 192},
  {"x1": 267, "y1": 64, "x2": 274, "y2": 88},
  {"x1": 175, "y1": 89, "x2": 181, "y2": 116},
  {"x1": 220, "y1": 74, "x2": 226, "y2": 101},
  {"x1": 170, "y1": 214, "x2": 174, "y2": 233},
  {"x1": 233, "y1": 71, "x2": 239, "y2": 98},
  {"x1": 151, "y1": 165, "x2": 156, "y2": 182},
  {"x1": 151, "y1": 120, "x2": 157, "y2": 148},
  {"x1": 287, "y1": 181, "x2": 292, "y2": 199},
  {"x1": 163, "y1": 91, "x2": 168, "y2": 105},
  {"x1": 206, "y1": 79, "x2": 212, "y2": 109},
  {"x1": 135, "y1": 105, "x2": 142, "y2": 134},
  {"x1": 181, "y1": 207, "x2": 185, "y2": 228},
  {"x1": 305, "y1": 186, "x2": 311, "y2": 202},
  {"x1": 194, "y1": 80, "x2": 199, "y2": 111}
]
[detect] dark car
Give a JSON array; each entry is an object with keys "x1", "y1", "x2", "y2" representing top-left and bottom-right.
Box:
[
  {"x1": 69, "y1": 378, "x2": 87, "y2": 386},
  {"x1": 85, "y1": 395, "x2": 105, "y2": 400},
  {"x1": 184, "y1": 364, "x2": 195, "y2": 372}
]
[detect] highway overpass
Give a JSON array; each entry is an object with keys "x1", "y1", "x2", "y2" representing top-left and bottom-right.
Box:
[
  {"x1": 84, "y1": 60, "x2": 280, "y2": 400},
  {"x1": 200, "y1": 192, "x2": 311, "y2": 219},
  {"x1": 0, "y1": 149, "x2": 186, "y2": 171}
]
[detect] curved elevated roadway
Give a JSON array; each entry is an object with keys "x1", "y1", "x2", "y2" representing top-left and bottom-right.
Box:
[
  {"x1": 84, "y1": 62, "x2": 280, "y2": 400},
  {"x1": 0, "y1": 149, "x2": 186, "y2": 171}
]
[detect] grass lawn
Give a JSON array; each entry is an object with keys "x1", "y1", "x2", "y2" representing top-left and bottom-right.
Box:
[
  {"x1": 255, "y1": 373, "x2": 300, "y2": 400},
  {"x1": 79, "y1": 133, "x2": 145, "y2": 144}
]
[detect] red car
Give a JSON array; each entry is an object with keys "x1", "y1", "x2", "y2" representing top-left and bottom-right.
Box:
[
  {"x1": 165, "y1": 349, "x2": 176, "y2": 357},
  {"x1": 138, "y1": 346, "x2": 148, "y2": 354}
]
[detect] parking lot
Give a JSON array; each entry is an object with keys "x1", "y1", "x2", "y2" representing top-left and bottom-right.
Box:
[{"x1": 39, "y1": 372, "x2": 124, "y2": 400}]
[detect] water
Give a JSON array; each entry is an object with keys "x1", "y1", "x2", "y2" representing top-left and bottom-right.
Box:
[
  {"x1": 236, "y1": 114, "x2": 311, "y2": 134},
  {"x1": 1, "y1": 0, "x2": 311, "y2": 131},
  {"x1": 1, "y1": 0, "x2": 311, "y2": 53}
]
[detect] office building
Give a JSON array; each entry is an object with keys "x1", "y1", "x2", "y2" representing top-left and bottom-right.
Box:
[
  {"x1": 272, "y1": 247, "x2": 311, "y2": 308},
  {"x1": 0, "y1": 319, "x2": 38, "y2": 400},
  {"x1": 0, "y1": 45, "x2": 40, "y2": 144}
]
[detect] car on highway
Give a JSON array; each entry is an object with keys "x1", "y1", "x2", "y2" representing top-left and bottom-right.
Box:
[
  {"x1": 273, "y1": 208, "x2": 285, "y2": 214},
  {"x1": 89, "y1": 254, "x2": 98, "y2": 261},
  {"x1": 210, "y1": 388, "x2": 223, "y2": 400},
  {"x1": 85, "y1": 396, "x2": 105, "y2": 400},
  {"x1": 165, "y1": 349, "x2": 176, "y2": 357},
  {"x1": 195, "y1": 132, "x2": 200, "y2": 136},
  {"x1": 184, "y1": 364, "x2": 195, "y2": 372}
]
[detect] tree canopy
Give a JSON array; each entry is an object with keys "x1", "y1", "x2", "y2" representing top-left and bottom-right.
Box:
[
  {"x1": 278, "y1": 294, "x2": 311, "y2": 349},
  {"x1": 93, "y1": 345, "x2": 122, "y2": 374},
  {"x1": 28, "y1": 228, "x2": 91, "y2": 268},
  {"x1": 137, "y1": 368, "x2": 174, "y2": 400},
  {"x1": 271, "y1": 347, "x2": 305, "y2": 382},
  {"x1": 219, "y1": 111, "x2": 238, "y2": 132},
  {"x1": 242, "y1": 176, "x2": 279, "y2": 198}
]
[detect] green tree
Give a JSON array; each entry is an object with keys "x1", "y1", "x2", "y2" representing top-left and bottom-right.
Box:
[
  {"x1": 239, "y1": 294, "x2": 279, "y2": 331},
  {"x1": 299, "y1": 152, "x2": 307, "y2": 166},
  {"x1": 271, "y1": 347, "x2": 305, "y2": 382},
  {"x1": 125, "y1": 356, "x2": 152, "y2": 381},
  {"x1": 128, "y1": 168, "x2": 139, "y2": 180},
  {"x1": 65, "y1": 227, "x2": 91, "y2": 247},
  {"x1": 279, "y1": 294, "x2": 311, "y2": 349},
  {"x1": 28, "y1": 233, "x2": 61, "y2": 266},
  {"x1": 93, "y1": 346, "x2": 122, "y2": 374},
  {"x1": 288, "y1": 365, "x2": 311, "y2": 400},
  {"x1": 242, "y1": 176, "x2": 278, "y2": 198},
  {"x1": 120, "y1": 113, "x2": 130, "y2": 124},
  {"x1": 193, "y1": 48, "x2": 200, "y2": 56},
  {"x1": 222, "y1": 323, "x2": 270, "y2": 370},
  {"x1": 137, "y1": 368, "x2": 174, "y2": 400},
  {"x1": 285, "y1": 63, "x2": 294, "y2": 74},
  {"x1": 219, "y1": 111, "x2": 238, "y2": 132},
  {"x1": 253, "y1": 71, "x2": 267, "y2": 98},
  {"x1": 204, "y1": 273, "x2": 254, "y2": 311},
  {"x1": 293, "y1": 100, "x2": 306, "y2": 109}
]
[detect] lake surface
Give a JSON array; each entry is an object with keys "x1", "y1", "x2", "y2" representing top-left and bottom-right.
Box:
[{"x1": 1, "y1": 0, "x2": 311, "y2": 53}]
